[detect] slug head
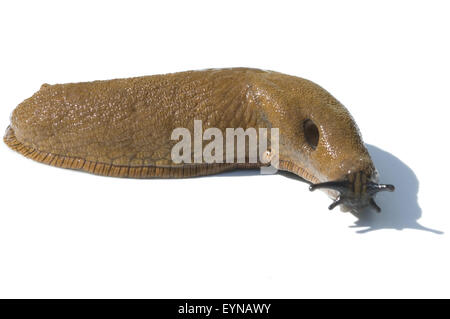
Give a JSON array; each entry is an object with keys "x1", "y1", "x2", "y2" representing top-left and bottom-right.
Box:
[{"x1": 252, "y1": 71, "x2": 394, "y2": 212}]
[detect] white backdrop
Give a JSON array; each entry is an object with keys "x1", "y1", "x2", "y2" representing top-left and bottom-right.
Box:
[{"x1": 1, "y1": 0, "x2": 449, "y2": 298}]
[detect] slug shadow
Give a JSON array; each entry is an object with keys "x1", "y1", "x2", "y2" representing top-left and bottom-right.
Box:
[
  {"x1": 243, "y1": 145, "x2": 441, "y2": 234},
  {"x1": 349, "y1": 144, "x2": 442, "y2": 234},
  {"x1": 196, "y1": 145, "x2": 441, "y2": 234}
]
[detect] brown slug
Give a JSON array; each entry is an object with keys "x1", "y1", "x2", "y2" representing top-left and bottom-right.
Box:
[{"x1": 3, "y1": 68, "x2": 394, "y2": 212}]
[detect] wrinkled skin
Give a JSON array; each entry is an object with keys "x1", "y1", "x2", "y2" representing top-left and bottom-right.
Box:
[{"x1": 4, "y1": 68, "x2": 394, "y2": 212}]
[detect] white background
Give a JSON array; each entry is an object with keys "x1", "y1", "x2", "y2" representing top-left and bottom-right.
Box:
[{"x1": 0, "y1": 0, "x2": 449, "y2": 298}]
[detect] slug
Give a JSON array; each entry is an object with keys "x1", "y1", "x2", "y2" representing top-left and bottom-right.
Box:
[{"x1": 3, "y1": 68, "x2": 394, "y2": 212}]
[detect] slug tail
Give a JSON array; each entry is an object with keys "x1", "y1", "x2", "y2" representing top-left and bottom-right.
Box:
[{"x1": 4, "y1": 126, "x2": 259, "y2": 178}]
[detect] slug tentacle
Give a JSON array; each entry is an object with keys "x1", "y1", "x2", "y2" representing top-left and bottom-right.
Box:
[
  {"x1": 369, "y1": 198, "x2": 382, "y2": 213},
  {"x1": 328, "y1": 196, "x2": 344, "y2": 210},
  {"x1": 366, "y1": 182, "x2": 395, "y2": 194},
  {"x1": 308, "y1": 181, "x2": 350, "y2": 193},
  {"x1": 309, "y1": 171, "x2": 395, "y2": 212}
]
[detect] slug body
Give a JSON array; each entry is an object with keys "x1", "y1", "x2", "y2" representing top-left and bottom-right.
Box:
[{"x1": 4, "y1": 68, "x2": 394, "y2": 212}]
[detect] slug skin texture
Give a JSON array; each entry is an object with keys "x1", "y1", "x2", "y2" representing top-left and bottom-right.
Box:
[{"x1": 4, "y1": 68, "x2": 394, "y2": 211}]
